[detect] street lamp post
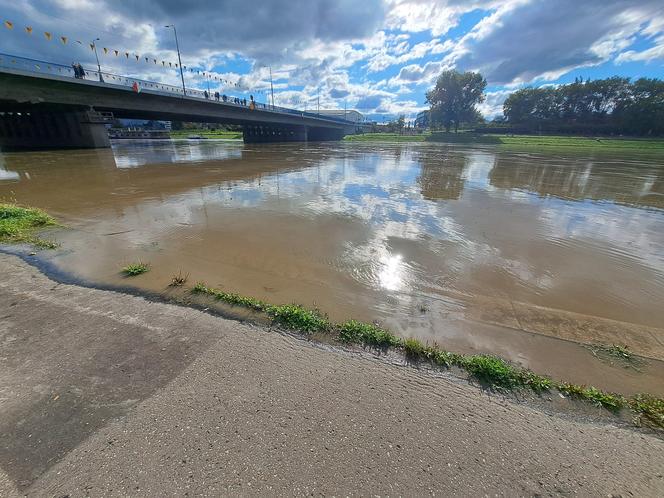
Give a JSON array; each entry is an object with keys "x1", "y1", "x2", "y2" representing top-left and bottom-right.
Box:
[
  {"x1": 269, "y1": 66, "x2": 275, "y2": 110},
  {"x1": 165, "y1": 24, "x2": 186, "y2": 96},
  {"x1": 91, "y1": 38, "x2": 103, "y2": 83}
]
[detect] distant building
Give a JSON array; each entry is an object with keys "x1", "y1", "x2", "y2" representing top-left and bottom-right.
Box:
[
  {"x1": 415, "y1": 110, "x2": 430, "y2": 129},
  {"x1": 315, "y1": 109, "x2": 365, "y2": 123}
]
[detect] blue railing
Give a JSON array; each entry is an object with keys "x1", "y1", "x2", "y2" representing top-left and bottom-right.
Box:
[{"x1": 0, "y1": 52, "x2": 359, "y2": 126}]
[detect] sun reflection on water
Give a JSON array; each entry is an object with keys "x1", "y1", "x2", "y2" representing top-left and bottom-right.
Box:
[{"x1": 378, "y1": 253, "x2": 405, "y2": 291}]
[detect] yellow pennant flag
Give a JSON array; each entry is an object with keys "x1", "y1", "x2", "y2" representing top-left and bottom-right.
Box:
[
  {"x1": 25, "y1": 26, "x2": 32, "y2": 34},
  {"x1": 60, "y1": 36, "x2": 67, "y2": 44},
  {"x1": 44, "y1": 31, "x2": 52, "y2": 40},
  {"x1": 4, "y1": 20, "x2": 13, "y2": 29}
]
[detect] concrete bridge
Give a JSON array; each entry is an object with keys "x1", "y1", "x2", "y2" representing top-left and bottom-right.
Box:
[{"x1": 0, "y1": 54, "x2": 364, "y2": 150}]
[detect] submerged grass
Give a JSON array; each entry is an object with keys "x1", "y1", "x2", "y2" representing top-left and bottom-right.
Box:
[
  {"x1": 190, "y1": 282, "x2": 664, "y2": 429},
  {"x1": 0, "y1": 203, "x2": 59, "y2": 248},
  {"x1": 121, "y1": 262, "x2": 150, "y2": 276},
  {"x1": 586, "y1": 343, "x2": 646, "y2": 372}
]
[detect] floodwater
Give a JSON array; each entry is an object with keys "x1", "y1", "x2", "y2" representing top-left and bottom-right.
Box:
[{"x1": 1, "y1": 139, "x2": 664, "y2": 395}]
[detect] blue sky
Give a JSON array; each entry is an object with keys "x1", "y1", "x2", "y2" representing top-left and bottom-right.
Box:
[{"x1": 1, "y1": 0, "x2": 663, "y2": 122}]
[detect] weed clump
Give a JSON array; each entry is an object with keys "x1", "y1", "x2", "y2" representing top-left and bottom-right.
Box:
[
  {"x1": 516, "y1": 370, "x2": 553, "y2": 392},
  {"x1": 339, "y1": 320, "x2": 402, "y2": 348},
  {"x1": 0, "y1": 203, "x2": 59, "y2": 248},
  {"x1": 629, "y1": 394, "x2": 664, "y2": 429},
  {"x1": 266, "y1": 304, "x2": 330, "y2": 333},
  {"x1": 556, "y1": 382, "x2": 625, "y2": 411},
  {"x1": 192, "y1": 282, "x2": 267, "y2": 311},
  {"x1": 121, "y1": 262, "x2": 150, "y2": 276},
  {"x1": 169, "y1": 271, "x2": 189, "y2": 287},
  {"x1": 460, "y1": 355, "x2": 519, "y2": 389}
]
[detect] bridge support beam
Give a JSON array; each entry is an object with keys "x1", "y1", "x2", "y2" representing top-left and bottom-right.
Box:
[
  {"x1": 242, "y1": 124, "x2": 344, "y2": 143},
  {"x1": 0, "y1": 110, "x2": 110, "y2": 150}
]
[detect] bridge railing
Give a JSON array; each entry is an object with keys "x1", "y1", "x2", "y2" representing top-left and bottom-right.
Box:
[{"x1": 0, "y1": 52, "x2": 359, "y2": 126}]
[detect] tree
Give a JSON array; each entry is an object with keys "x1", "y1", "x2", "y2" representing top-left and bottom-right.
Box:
[
  {"x1": 396, "y1": 114, "x2": 405, "y2": 135},
  {"x1": 426, "y1": 70, "x2": 487, "y2": 132}
]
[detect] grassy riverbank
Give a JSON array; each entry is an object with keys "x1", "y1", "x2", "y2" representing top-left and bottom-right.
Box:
[
  {"x1": 344, "y1": 133, "x2": 430, "y2": 142},
  {"x1": 0, "y1": 204, "x2": 58, "y2": 248},
  {"x1": 344, "y1": 132, "x2": 664, "y2": 150},
  {"x1": 191, "y1": 282, "x2": 663, "y2": 429},
  {"x1": 169, "y1": 129, "x2": 243, "y2": 140}
]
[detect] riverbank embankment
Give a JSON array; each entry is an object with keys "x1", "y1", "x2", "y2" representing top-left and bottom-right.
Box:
[{"x1": 1, "y1": 253, "x2": 663, "y2": 496}]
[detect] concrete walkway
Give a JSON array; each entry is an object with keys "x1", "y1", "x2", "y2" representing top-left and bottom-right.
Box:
[{"x1": 0, "y1": 253, "x2": 662, "y2": 496}]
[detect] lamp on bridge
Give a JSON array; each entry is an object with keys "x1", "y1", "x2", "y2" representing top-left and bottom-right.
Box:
[
  {"x1": 165, "y1": 24, "x2": 186, "y2": 97},
  {"x1": 91, "y1": 38, "x2": 103, "y2": 83}
]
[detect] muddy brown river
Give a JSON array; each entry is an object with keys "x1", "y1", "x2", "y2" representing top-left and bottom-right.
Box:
[{"x1": 1, "y1": 139, "x2": 663, "y2": 395}]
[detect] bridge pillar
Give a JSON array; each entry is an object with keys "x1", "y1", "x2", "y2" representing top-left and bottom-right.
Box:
[
  {"x1": 0, "y1": 110, "x2": 110, "y2": 150},
  {"x1": 307, "y1": 126, "x2": 345, "y2": 141},
  {"x1": 242, "y1": 124, "x2": 308, "y2": 143},
  {"x1": 243, "y1": 124, "x2": 345, "y2": 143}
]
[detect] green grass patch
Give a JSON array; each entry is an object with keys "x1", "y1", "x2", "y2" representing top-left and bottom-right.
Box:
[
  {"x1": 496, "y1": 135, "x2": 664, "y2": 150},
  {"x1": 344, "y1": 133, "x2": 427, "y2": 142},
  {"x1": 348, "y1": 132, "x2": 664, "y2": 150},
  {"x1": 188, "y1": 282, "x2": 664, "y2": 428},
  {"x1": 266, "y1": 304, "x2": 330, "y2": 333},
  {"x1": 460, "y1": 355, "x2": 520, "y2": 389},
  {"x1": 556, "y1": 382, "x2": 625, "y2": 411},
  {"x1": 0, "y1": 203, "x2": 59, "y2": 248},
  {"x1": 339, "y1": 320, "x2": 402, "y2": 348},
  {"x1": 121, "y1": 262, "x2": 150, "y2": 276},
  {"x1": 191, "y1": 282, "x2": 267, "y2": 311},
  {"x1": 425, "y1": 132, "x2": 501, "y2": 144}
]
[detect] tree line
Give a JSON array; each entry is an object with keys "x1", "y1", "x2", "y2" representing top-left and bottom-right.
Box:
[
  {"x1": 424, "y1": 70, "x2": 664, "y2": 136},
  {"x1": 503, "y1": 77, "x2": 664, "y2": 136}
]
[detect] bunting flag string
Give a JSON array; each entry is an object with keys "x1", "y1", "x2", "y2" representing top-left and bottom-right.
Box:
[{"x1": 3, "y1": 18, "x2": 273, "y2": 97}]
